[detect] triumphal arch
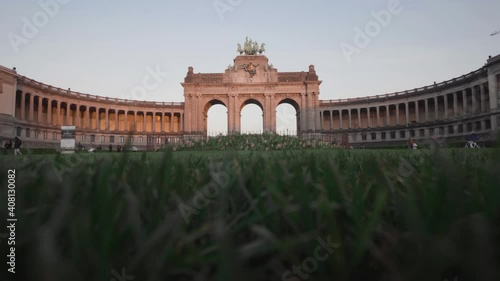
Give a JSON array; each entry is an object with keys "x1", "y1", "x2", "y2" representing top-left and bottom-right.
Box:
[{"x1": 182, "y1": 38, "x2": 322, "y2": 136}]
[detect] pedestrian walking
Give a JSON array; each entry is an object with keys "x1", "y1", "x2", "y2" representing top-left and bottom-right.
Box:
[{"x1": 14, "y1": 137, "x2": 22, "y2": 156}]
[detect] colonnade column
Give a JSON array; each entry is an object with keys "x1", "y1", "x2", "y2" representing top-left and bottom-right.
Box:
[
  {"x1": 348, "y1": 109, "x2": 352, "y2": 129},
  {"x1": 105, "y1": 109, "x2": 109, "y2": 131},
  {"x1": 367, "y1": 108, "x2": 371, "y2": 128},
  {"x1": 385, "y1": 105, "x2": 389, "y2": 126},
  {"x1": 339, "y1": 110, "x2": 343, "y2": 129},
  {"x1": 56, "y1": 101, "x2": 61, "y2": 126},
  {"x1": 133, "y1": 112, "x2": 136, "y2": 132},
  {"x1": 123, "y1": 111, "x2": 127, "y2": 132},
  {"x1": 86, "y1": 107, "x2": 90, "y2": 129},
  {"x1": 405, "y1": 102, "x2": 409, "y2": 125},
  {"x1": 415, "y1": 101, "x2": 419, "y2": 123},
  {"x1": 480, "y1": 84, "x2": 485, "y2": 113},
  {"x1": 376, "y1": 107, "x2": 380, "y2": 127},
  {"x1": 29, "y1": 94, "x2": 34, "y2": 121},
  {"x1": 453, "y1": 93, "x2": 458, "y2": 118},
  {"x1": 396, "y1": 104, "x2": 400, "y2": 125},
  {"x1": 160, "y1": 113, "x2": 164, "y2": 133},
  {"x1": 115, "y1": 111, "x2": 119, "y2": 132},
  {"x1": 76, "y1": 106, "x2": 81, "y2": 128},
  {"x1": 424, "y1": 99, "x2": 429, "y2": 122},
  {"x1": 329, "y1": 110, "x2": 333, "y2": 130},
  {"x1": 96, "y1": 108, "x2": 100, "y2": 131},
  {"x1": 170, "y1": 113, "x2": 174, "y2": 132},
  {"x1": 143, "y1": 112, "x2": 147, "y2": 133},
  {"x1": 444, "y1": 95, "x2": 448, "y2": 119},
  {"x1": 462, "y1": 90, "x2": 467, "y2": 115},
  {"x1": 434, "y1": 97, "x2": 438, "y2": 120},
  {"x1": 471, "y1": 87, "x2": 476, "y2": 114},
  {"x1": 357, "y1": 109, "x2": 361, "y2": 128},
  {"x1": 47, "y1": 100, "x2": 52, "y2": 125},
  {"x1": 66, "y1": 104, "x2": 71, "y2": 125},
  {"x1": 180, "y1": 113, "x2": 184, "y2": 132},
  {"x1": 20, "y1": 92, "x2": 26, "y2": 121},
  {"x1": 37, "y1": 97, "x2": 42, "y2": 123}
]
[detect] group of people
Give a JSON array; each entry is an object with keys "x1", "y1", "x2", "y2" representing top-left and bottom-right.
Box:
[
  {"x1": 81, "y1": 143, "x2": 125, "y2": 153},
  {"x1": 3, "y1": 137, "x2": 23, "y2": 156},
  {"x1": 407, "y1": 138, "x2": 418, "y2": 150}
]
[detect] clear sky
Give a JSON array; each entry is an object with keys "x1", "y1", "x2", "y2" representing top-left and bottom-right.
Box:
[{"x1": 1, "y1": 0, "x2": 499, "y2": 133}]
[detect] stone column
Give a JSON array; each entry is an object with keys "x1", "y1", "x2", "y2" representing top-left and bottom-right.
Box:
[
  {"x1": 29, "y1": 94, "x2": 34, "y2": 121},
  {"x1": 56, "y1": 101, "x2": 61, "y2": 126},
  {"x1": 319, "y1": 111, "x2": 323, "y2": 130},
  {"x1": 444, "y1": 95, "x2": 448, "y2": 120},
  {"x1": 472, "y1": 87, "x2": 477, "y2": 115},
  {"x1": 133, "y1": 112, "x2": 136, "y2": 132},
  {"x1": 462, "y1": 90, "x2": 467, "y2": 115},
  {"x1": 37, "y1": 97, "x2": 42, "y2": 123},
  {"x1": 86, "y1": 107, "x2": 90, "y2": 129},
  {"x1": 47, "y1": 100, "x2": 52, "y2": 125},
  {"x1": 170, "y1": 113, "x2": 174, "y2": 132},
  {"x1": 376, "y1": 106, "x2": 380, "y2": 127},
  {"x1": 453, "y1": 93, "x2": 458, "y2": 118},
  {"x1": 329, "y1": 110, "x2": 333, "y2": 130},
  {"x1": 181, "y1": 113, "x2": 184, "y2": 132},
  {"x1": 415, "y1": 101, "x2": 419, "y2": 123},
  {"x1": 96, "y1": 108, "x2": 100, "y2": 131},
  {"x1": 20, "y1": 92, "x2": 26, "y2": 121},
  {"x1": 480, "y1": 83, "x2": 485, "y2": 113},
  {"x1": 300, "y1": 93, "x2": 307, "y2": 133},
  {"x1": 405, "y1": 102, "x2": 409, "y2": 125},
  {"x1": 339, "y1": 110, "x2": 343, "y2": 129},
  {"x1": 367, "y1": 108, "x2": 371, "y2": 128},
  {"x1": 270, "y1": 94, "x2": 276, "y2": 132},
  {"x1": 434, "y1": 97, "x2": 438, "y2": 120},
  {"x1": 103, "y1": 109, "x2": 108, "y2": 131},
  {"x1": 385, "y1": 105, "x2": 389, "y2": 126},
  {"x1": 357, "y1": 109, "x2": 361, "y2": 128},
  {"x1": 76, "y1": 106, "x2": 81, "y2": 128},
  {"x1": 396, "y1": 104, "x2": 400, "y2": 125},
  {"x1": 124, "y1": 111, "x2": 128, "y2": 132},
  {"x1": 66, "y1": 104, "x2": 71, "y2": 125},
  {"x1": 348, "y1": 109, "x2": 352, "y2": 129},
  {"x1": 425, "y1": 99, "x2": 429, "y2": 122},
  {"x1": 160, "y1": 112, "x2": 164, "y2": 133},
  {"x1": 115, "y1": 111, "x2": 119, "y2": 132}
]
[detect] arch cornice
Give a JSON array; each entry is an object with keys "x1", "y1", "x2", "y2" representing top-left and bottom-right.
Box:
[{"x1": 182, "y1": 82, "x2": 313, "y2": 88}]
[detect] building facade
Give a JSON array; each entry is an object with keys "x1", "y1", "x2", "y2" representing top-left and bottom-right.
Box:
[{"x1": 0, "y1": 53, "x2": 499, "y2": 150}]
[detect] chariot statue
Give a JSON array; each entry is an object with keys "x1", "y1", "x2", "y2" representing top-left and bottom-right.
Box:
[
  {"x1": 238, "y1": 37, "x2": 266, "y2": 55},
  {"x1": 259, "y1": 43, "x2": 266, "y2": 54}
]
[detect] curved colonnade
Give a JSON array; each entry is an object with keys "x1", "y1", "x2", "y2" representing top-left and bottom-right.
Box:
[
  {"x1": 0, "y1": 54, "x2": 499, "y2": 150},
  {"x1": 318, "y1": 55, "x2": 500, "y2": 146}
]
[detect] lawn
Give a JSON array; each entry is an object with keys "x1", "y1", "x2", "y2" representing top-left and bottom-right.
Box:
[{"x1": 1, "y1": 146, "x2": 499, "y2": 281}]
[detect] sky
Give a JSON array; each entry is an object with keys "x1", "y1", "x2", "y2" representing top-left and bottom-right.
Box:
[{"x1": 1, "y1": 0, "x2": 499, "y2": 133}]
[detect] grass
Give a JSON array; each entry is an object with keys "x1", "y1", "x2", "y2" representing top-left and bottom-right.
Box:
[{"x1": 1, "y1": 146, "x2": 500, "y2": 281}]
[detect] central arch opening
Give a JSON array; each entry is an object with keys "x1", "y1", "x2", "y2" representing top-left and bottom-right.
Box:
[
  {"x1": 205, "y1": 100, "x2": 228, "y2": 136},
  {"x1": 276, "y1": 98, "x2": 299, "y2": 135},
  {"x1": 240, "y1": 99, "x2": 263, "y2": 134}
]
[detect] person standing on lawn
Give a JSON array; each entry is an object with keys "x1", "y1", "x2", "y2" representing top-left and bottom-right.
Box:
[{"x1": 14, "y1": 137, "x2": 22, "y2": 156}]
